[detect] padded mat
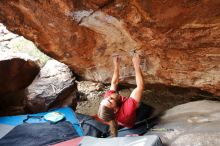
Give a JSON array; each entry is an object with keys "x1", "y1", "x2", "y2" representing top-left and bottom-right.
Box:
[{"x1": 0, "y1": 107, "x2": 83, "y2": 136}]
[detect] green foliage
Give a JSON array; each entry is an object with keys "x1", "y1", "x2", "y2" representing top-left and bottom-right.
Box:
[{"x1": 8, "y1": 37, "x2": 50, "y2": 67}]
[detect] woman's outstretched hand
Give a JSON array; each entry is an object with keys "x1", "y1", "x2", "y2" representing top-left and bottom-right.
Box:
[
  {"x1": 110, "y1": 55, "x2": 120, "y2": 91},
  {"x1": 132, "y1": 53, "x2": 141, "y2": 68},
  {"x1": 113, "y1": 55, "x2": 120, "y2": 67}
]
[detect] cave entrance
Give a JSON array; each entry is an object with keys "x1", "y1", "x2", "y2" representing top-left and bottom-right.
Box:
[{"x1": 0, "y1": 23, "x2": 50, "y2": 67}]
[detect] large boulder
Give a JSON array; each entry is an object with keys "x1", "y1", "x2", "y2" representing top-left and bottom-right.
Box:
[
  {"x1": 147, "y1": 100, "x2": 220, "y2": 146},
  {"x1": 0, "y1": 49, "x2": 40, "y2": 95},
  {"x1": 0, "y1": 0, "x2": 219, "y2": 96},
  {"x1": 0, "y1": 49, "x2": 40, "y2": 115},
  {"x1": 25, "y1": 59, "x2": 77, "y2": 113}
]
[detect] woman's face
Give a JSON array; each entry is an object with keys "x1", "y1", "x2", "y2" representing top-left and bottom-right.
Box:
[{"x1": 100, "y1": 93, "x2": 118, "y2": 109}]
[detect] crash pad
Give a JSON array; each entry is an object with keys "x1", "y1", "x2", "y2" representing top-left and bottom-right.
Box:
[
  {"x1": 53, "y1": 135, "x2": 162, "y2": 146},
  {"x1": 0, "y1": 107, "x2": 84, "y2": 137}
]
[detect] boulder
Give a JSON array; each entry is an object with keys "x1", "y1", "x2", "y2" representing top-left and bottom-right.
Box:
[
  {"x1": 25, "y1": 59, "x2": 77, "y2": 113},
  {"x1": 0, "y1": 0, "x2": 219, "y2": 96},
  {"x1": 147, "y1": 100, "x2": 220, "y2": 146},
  {"x1": 0, "y1": 49, "x2": 40, "y2": 115},
  {"x1": 0, "y1": 49, "x2": 40, "y2": 95}
]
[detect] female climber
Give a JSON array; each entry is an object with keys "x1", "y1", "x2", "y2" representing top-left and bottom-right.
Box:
[{"x1": 98, "y1": 53, "x2": 145, "y2": 137}]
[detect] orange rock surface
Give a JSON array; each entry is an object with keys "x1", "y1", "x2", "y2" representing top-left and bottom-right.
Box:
[{"x1": 0, "y1": 0, "x2": 219, "y2": 95}]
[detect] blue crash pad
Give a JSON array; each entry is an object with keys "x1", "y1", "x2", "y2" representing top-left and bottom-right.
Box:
[{"x1": 0, "y1": 107, "x2": 84, "y2": 136}]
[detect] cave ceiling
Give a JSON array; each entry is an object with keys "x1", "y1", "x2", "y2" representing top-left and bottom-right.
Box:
[{"x1": 0, "y1": 0, "x2": 219, "y2": 95}]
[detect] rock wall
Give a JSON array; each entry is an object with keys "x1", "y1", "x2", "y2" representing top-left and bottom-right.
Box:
[
  {"x1": 0, "y1": 49, "x2": 40, "y2": 95},
  {"x1": 0, "y1": 0, "x2": 219, "y2": 96},
  {"x1": 148, "y1": 100, "x2": 220, "y2": 146},
  {"x1": 0, "y1": 49, "x2": 40, "y2": 115},
  {"x1": 25, "y1": 59, "x2": 77, "y2": 113}
]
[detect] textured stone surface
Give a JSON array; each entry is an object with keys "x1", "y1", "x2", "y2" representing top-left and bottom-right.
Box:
[
  {"x1": 0, "y1": 23, "x2": 18, "y2": 46},
  {"x1": 147, "y1": 100, "x2": 220, "y2": 146},
  {"x1": 76, "y1": 81, "x2": 107, "y2": 115},
  {"x1": 0, "y1": 49, "x2": 39, "y2": 115},
  {"x1": 0, "y1": 0, "x2": 219, "y2": 95},
  {"x1": 25, "y1": 59, "x2": 77, "y2": 113},
  {"x1": 0, "y1": 49, "x2": 40, "y2": 95}
]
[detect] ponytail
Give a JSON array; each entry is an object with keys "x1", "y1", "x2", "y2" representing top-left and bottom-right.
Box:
[
  {"x1": 109, "y1": 119, "x2": 118, "y2": 137},
  {"x1": 98, "y1": 93, "x2": 122, "y2": 137},
  {"x1": 98, "y1": 105, "x2": 118, "y2": 137}
]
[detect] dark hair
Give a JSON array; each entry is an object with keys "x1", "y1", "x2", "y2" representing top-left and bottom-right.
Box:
[
  {"x1": 98, "y1": 105, "x2": 118, "y2": 137},
  {"x1": 98, "y1": 105, "x2": 115, "y2": 122},
  {"x1": 98, "y1": 93, "x2": 121, "y2": 121},
  {"x1": 98, "y1": 94, "x2": 121, "y2": 137}
]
